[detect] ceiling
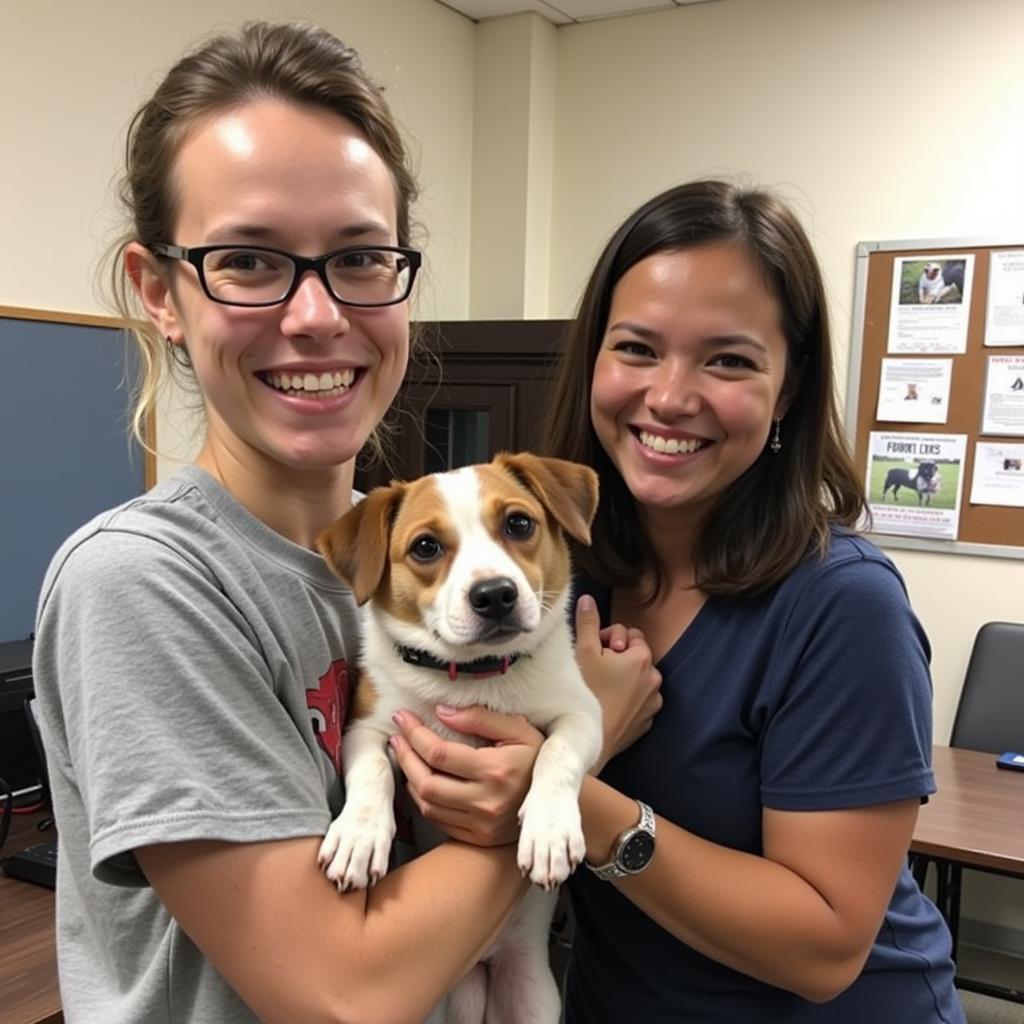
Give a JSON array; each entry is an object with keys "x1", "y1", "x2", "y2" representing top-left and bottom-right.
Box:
[{"x1": 439, "y1": 0, "x2": 718, "y2": 26}]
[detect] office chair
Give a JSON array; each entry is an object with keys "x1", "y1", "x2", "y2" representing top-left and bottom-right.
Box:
[
  {"x1": 947, "y1": 622, "x2": 1024, "y2": 756},
  {"x1": 911, "y1": 621, "x2": 1024, "y2": 992}
]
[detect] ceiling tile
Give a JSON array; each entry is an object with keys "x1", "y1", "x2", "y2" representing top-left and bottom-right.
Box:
[
  {"x1": 442, "y1": 1, "x2": 571, "y2": 24},
  {"x1": 440, "y1": 0, "x2": 719, "y2": 25},
  {"x1": 553, "y1": 1, "x2": 677, "y2": 20}
]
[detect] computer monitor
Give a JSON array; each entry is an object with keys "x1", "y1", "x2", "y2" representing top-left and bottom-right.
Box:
[{"x1": 0, "y1": 640, "x2": 37, "y2": 792}]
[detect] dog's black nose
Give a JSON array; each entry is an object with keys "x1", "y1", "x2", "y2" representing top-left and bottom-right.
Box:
[{"x1": 469, "y1": 577, "x2": 518, "y2": 620}]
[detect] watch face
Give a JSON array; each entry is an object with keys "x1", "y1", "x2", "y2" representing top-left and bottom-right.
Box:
[{"x1": 620, "y1": 831, "x2": 655, "y2": 872}]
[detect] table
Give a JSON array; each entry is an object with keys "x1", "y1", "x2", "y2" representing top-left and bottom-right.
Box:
[
  {"x1": 912, "y1": 744, "x2": 1024, "y2": 1004},
  {"x1": 0, "y1": 809, "x2": 61, "y2": 1024}
]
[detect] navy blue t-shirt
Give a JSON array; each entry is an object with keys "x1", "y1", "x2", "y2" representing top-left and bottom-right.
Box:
[{"x1": 566, "y1": 530, "x2": 965, "y2": 1023}]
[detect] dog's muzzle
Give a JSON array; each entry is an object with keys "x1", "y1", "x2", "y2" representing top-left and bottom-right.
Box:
[{"x1": 469, "y1": 576, "x2": 518, "y2": 620}]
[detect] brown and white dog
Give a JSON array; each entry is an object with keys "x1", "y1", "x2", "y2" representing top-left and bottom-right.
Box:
[{"x1": 316, "y1": 452, "x2": 604, "y2": 1024}]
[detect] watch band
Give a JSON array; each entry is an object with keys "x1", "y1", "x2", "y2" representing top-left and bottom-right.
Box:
[{"x1": 586, "y1": 799, "x2": 656, "y2": 881}]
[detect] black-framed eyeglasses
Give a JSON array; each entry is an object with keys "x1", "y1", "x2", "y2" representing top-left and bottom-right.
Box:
[{"x1": 148, "y1": 242, "x2": 422, "y2": 308}]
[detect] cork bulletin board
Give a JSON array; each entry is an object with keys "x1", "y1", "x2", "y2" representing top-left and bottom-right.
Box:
[{"x1": 847, "y1": 239, "x2": 1024, "y2": 559}]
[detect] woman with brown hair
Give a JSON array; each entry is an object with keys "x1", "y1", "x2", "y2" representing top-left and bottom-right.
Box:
[
  {"x1": 544, "y1": 180, "x2": 965, "y2": 1022},
  {"x1": 32, "y1": 21, "x2": 560, "y2": 1023}
]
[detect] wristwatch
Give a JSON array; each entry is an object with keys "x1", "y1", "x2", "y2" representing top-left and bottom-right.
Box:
[{"x1": 586, "y1": 800, "x2": 656, "y2": 881}]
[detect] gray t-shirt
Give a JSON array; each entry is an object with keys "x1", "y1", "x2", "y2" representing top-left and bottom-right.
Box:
[{"x1": 33, "y1": 465, "x2": 358, "y2": 1022}]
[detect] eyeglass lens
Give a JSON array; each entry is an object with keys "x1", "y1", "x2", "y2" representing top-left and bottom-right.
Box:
[{"x1": 202, "y1": 248, "x2": 411, "y2": 305}]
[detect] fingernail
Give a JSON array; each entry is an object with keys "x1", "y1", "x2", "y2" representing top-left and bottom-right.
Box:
[
  {"x1": 392, "y1": 710, "x2": 406, "y2": 727},
  {"x1": 388, "y1": 734, "x2": 400, "y2": 750},
  {"x1": 612, "y1": 639, "x2": 625, "y2": 651},
  {"x1": 578, "y1": 594, "x2": 595, "y2": 612},
  {"x1": 436, "y1": 703, "x2": 456, "y2": 717}
]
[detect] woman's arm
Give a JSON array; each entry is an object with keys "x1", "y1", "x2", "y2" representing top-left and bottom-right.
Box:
[
  {"x1": 579, "y1": 776, "x2": 919, "y2": 1003},
  {"x1": 575, "y1": 553, "x2": 933, "y2": 1001},
  {"x1": 138, "y1": 834, "x2": 526, "y2": 1024},
  {"x1": 135, "y1": 706, "x2": 546, "y2": 1024},
  {"x1": 135, "y1": 704, "x2": 544, "y2": 1023}
]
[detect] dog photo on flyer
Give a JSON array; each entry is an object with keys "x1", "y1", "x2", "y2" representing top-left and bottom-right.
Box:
[{"x1": 865, "y1": 431, "x2": 967, "y2": 540}]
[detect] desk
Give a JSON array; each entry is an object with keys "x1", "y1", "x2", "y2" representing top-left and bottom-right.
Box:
[
  {"x1": 0, "y1": 810, "x2": 61, "y2": 1024},
  {"x1": 912, "y1": 744, "x2": 1024, "y2": 1003}
]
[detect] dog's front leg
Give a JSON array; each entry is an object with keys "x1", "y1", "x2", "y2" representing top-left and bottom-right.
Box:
[
  {"x1": 517, "y1": 693, "x2": 603, "y2": 889},
  {"x1": 318, "y1": 722, "x2": 396, "y2": 891}
]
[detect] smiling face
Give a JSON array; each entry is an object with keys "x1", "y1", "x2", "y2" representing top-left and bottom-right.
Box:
[
  {"x1": 590, "y1": 242, "x2": 791, "y2": 530},
  {"x1": 133, "y1": 98, "x2": 410, "y2": 483}
]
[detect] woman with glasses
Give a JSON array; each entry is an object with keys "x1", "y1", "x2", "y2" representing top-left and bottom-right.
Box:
[
  {"x1": 541, "y1": 181, "x2": 965, "y2": 1022},
  {"x1": 31, "y1": 22, "x2": 554, "y2": 1023}
]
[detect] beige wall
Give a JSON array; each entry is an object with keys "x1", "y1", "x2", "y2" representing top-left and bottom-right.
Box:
[
  {"x1": 0, "y1": 0, "x2": 475, "y2": 318},
  {"x1": 6, "y1": 0, "x2": 1023, "y2": 945},
  {"x1": 469, "y1": 13, "x2": 558, "y2": 317}
]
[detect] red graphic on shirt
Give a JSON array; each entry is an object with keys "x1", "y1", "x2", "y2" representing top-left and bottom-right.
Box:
[{"x1": 306, "y1": 659, "x2": 350, "y2": 776}]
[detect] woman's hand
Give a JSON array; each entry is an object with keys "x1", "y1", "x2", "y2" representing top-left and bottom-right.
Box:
[
  {"x1": 389, "y1": 705, "x2": 544, "y2": 847},
  {"x1": 575, "y1": 594, "x2": 663, "y2": 772}
]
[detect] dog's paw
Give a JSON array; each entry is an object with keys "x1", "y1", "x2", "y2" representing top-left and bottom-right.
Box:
[
  {"x1": 317, "y1": 803, "x2": 395, "y2": 892},
  {"x1": 516, "y1": 789, "x2": 586, "y2": 889}
]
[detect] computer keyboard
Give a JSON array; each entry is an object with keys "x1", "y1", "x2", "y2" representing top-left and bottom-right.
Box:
[{"x1": 2, "y1": 837, "x2": 57, "y2": 888}]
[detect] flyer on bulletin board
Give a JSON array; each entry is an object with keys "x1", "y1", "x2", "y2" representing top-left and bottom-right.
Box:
[
  {"x1": 865, "y1": 431, "x2": 967, "y2": 539},
  {"x1": 875, "y1": 357, "x2": 952, "y2": 424},
  {"x1": 981, "y1": 355, "x2": 1024, "y2": 436},
  {"x1": 969, "y1": 441, "x2": 1024, "y2": 507},
  {"x1": 984, "y1": 251, "x2": 1024, "y2": 347},
  {"x1": 887, "y1": 255, "x2": 974, "y2": 354}
]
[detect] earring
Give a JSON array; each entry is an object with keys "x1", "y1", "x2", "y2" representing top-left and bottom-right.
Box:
[{"x1": 770, "y1": 417, "x2": 782, "y2": 454}]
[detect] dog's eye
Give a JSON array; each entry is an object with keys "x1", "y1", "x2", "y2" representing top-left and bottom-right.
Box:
[
  {"x1": 504, "y1": 512, "x2": 535, "y2": 539},
  {"x1": 410, "y1": 534, "x2": 443, "y2": 562}
]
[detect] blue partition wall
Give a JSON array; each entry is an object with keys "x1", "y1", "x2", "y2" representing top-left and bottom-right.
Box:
[{"x1": 1, "y1": 315, "x2": 146, "y2": 643}]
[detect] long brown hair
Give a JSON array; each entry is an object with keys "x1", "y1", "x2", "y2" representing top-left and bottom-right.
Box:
[
  {"x1": 102, "y1": 21, "x2": 420, "y2": 453},
  {"x1": 541, "y1": 180, "x2": 866, "y2": 601}
]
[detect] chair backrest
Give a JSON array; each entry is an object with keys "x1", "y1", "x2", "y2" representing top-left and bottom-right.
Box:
[{"x1": 950, "y1": 621, "x2": 1024, "y2": 754}]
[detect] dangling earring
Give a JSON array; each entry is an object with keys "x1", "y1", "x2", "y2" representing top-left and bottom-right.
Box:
[
  {"x1": 166, "y1": 333, "x2": 191, "y2": 369},
  {"x1": 770, "y1": 417, "x2": 783, "y2": 454}
]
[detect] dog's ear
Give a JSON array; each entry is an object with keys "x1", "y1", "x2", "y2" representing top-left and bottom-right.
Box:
[
  {"x1": 495, "y1": 452, "x2": 599, "y2": 546},
  {"x1": 316, "y1": 483, "x2": 406, "y2": 605}
]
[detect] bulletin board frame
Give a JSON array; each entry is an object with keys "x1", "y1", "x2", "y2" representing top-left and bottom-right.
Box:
[{"x1": 847, "y1": 238, "x2": 1024, "y2": 561}]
